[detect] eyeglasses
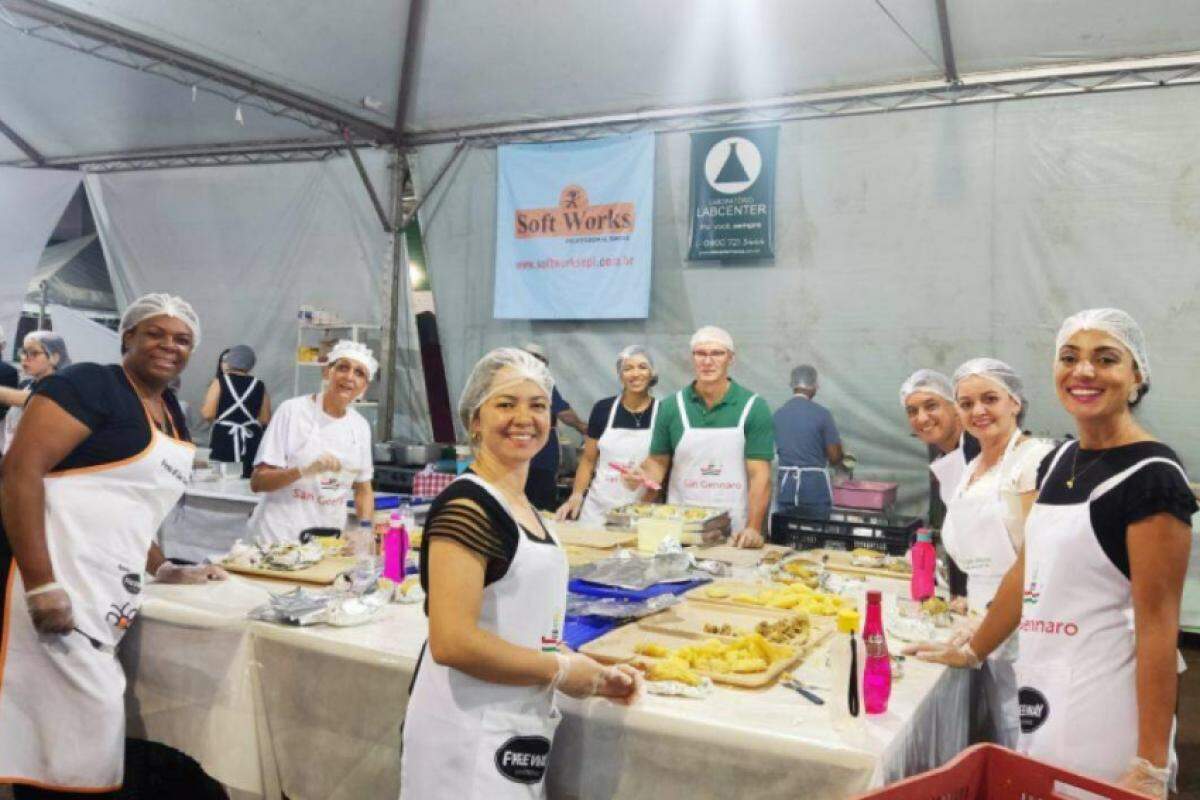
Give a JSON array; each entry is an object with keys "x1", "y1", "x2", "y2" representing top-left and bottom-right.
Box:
[
  {"x1": 692, "y1": 349, "x2": 729, "y2": 361},
  {"x1": 18, "y1": 348, "x2": 46, "y2": 359}
]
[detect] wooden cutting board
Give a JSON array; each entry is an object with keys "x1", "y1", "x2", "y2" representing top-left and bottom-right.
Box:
[
  {"x1": 579, "y1": 624, "x2": 800, "y2": 689},
  {"x1": 636, "y1": 602, "x2": 836, "y2": 663},
  {"x1": 222, "y1": 555, "x2": 357, "y2": 585},
  {"x1": 791, "y1": 549, "x2": 912, "y2": 581},
  {"x1": 687, "y1": 543, "x2": 792, "y2": 568},
  {"x1": 564, "y1": 545, "x2": 614, "y2": 567},
  {"x1": 552, "y1": 523, "x2": 637, "y2": 549}
]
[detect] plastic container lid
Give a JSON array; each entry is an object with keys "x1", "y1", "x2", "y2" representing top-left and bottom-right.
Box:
[
  {"x1": 837, "y1": 608, "x2": 861, "y2": 634},
  {"x1": 916, "y1": 527, "x2": 933, "y2": 542}
]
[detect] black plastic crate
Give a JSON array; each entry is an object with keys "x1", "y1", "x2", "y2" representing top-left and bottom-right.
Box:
[{"x1": 770, "y1": 508, "x2": 922, "y2": 556}]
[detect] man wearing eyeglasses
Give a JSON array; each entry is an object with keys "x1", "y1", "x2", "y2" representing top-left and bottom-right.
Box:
[{"x1": 623, "y1": 326, "x2": 774, "y2": 548}]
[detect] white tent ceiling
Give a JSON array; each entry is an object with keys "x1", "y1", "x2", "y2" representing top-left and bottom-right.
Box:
[{"x1": 2, "y1": 0, "x2": 1200, "y2": 165}]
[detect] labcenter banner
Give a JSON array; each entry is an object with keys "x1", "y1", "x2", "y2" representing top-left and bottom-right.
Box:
[
  {"x1": 688, "y1": 126, "x2": 778, "y2": 261},
  {"x1": 494, "y1": 133, "x2": 654, "y2": 319}
]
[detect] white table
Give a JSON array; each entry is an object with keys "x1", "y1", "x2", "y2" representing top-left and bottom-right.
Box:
[{"x1": 122, "y1": 569, "x2": 969, "y2": 800}]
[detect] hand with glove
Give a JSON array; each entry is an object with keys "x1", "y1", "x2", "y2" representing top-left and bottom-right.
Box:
[
  {"x1": 1116, "y1": 756, "x2": 1169, "y2": 799},
  {"x1": 553, "y1": 652, "x2": 642, "y2": 704},
  {"x1": 300, "y1": 453, "x2": 342, "y2": 478},
  {"x1": 155, "y1": 562, "x2": 229, "y2": 585},
  {"x1": 25, "y1": 581, "x2": 74, "y2": 635}
]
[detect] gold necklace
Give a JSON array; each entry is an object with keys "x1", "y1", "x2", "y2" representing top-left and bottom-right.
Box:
[{"x1": 1066, "y1": 445, "x2": 1107, "y2": 489}]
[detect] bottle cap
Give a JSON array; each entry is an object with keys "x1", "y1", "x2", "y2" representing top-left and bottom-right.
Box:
[
  {"x1": 916, "y1": 527, "x2": 932, "y2": 543},
  {"x1": 866, "y1": 589, "x2": 882, "y2": 604},
  {"x1": 836, "y1": 608, "x2": 861, "y2": 634}
]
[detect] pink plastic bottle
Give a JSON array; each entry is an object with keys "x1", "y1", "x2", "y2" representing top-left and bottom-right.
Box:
[
  {"x1": 862, "y1": 590, "x2": 892, "y2": 715},
  {"x1": 383, "y1": 510, "x2": 408, "y2": 582},
  {"x1": 909, "y1": 527, "x2": 936, "y2": 601}
]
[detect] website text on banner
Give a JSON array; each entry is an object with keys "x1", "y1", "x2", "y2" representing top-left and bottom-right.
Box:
[
  {"x1": 688, "y1": 126, "x2": 778, "y2": 261},
  {"x1": 493, "y1": 133, "x2": 654, "y2": 320}
]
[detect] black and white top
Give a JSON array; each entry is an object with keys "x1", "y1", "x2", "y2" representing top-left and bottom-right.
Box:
[
  {"x1": 586, "y1": 395, "x2": 657, "y2": 439},
  {"x1": 1035, "y1": 440, "x2": 1197, "y2": 579},
  {"x1": 419, "y1": 472, "x2": 555, "y2": 596}
]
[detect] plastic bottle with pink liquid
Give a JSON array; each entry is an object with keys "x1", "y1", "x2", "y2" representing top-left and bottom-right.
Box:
[{"x1": 863, "y1": 590, "x2": 892, "y2": 715}]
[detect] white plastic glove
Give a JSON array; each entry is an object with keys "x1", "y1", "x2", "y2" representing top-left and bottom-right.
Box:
[
  {"x1": 25, "y1": 582, "x2": 74, "y2": 635},
  {"x1": 552, "y1": 652, "x2": 641, "y2": 704},
  {"x1": 300, "y1": 453, "x2": 341, "y2": 478},
  {"x1": 948, "y1": 615, "x2": 981, "y2": 647},
  {"x1": 1116, "y1": 757, "x2": 1169, "y2": 799},
  {"x1": 155, "y1": 562, "x2": 229, "y2": 585},
  {"x1": 902, "y1": 640, "x2": 982, "y2": 670}
]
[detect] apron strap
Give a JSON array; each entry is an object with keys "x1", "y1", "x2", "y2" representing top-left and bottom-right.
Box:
[
  {"x1": 675, "y1": 391, "x2": 690, "y2": 432},
  {"x1": 605, "y1": 394, "x2": 621, "y2": 431},
  {"x1": 1089, "y1": 456, "x2": 1190, "y2": 502}
]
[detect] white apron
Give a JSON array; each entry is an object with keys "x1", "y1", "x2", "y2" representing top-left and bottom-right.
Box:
[
  {"x1": 250, "y1": 394, "x2": 362, "y2": 543},
  {"x1": 941, "y1": 429, "x2": 1022, "y2": 747},
  {"x1": 929, "y1": 433, "x2": 970, "y2": 507},
  {"x1": 213, "y1": 372, "x2": 262, "y2": 464},
  {"x1": 577, "y1": 397, "x2": 657, "y2": 526},
  {"x1": 0, "y1": 390, "x2": 193, "y2": 791},
  {"x1": 400, "y1": 473, "x2": 569, "y2": 800},
  {"x1": 666, "y1": 390, "x2": 757, "y2": 532},
  {"x1": 776, "y1": 466, "x2": 833, "y2": 508},
  {"x1": 1016, "y1": 442, "x2": 1185, "y2": 782}
]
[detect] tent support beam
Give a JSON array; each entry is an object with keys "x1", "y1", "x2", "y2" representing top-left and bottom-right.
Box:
[
  {"x1": 0, "y1": 116, "x2": 44, "y2": 165},
  {"x1": 934, "y1": 0, "x2": 958, "y2": 85},
  {"x1": 33, "y1": 138, "x2": 358, "y2": 172},
  {"x1": 399, "y1": 141, "x2": 465, "y2": 230},
  {"x1": 343, "y1": 129, "x2": 394, "y2": 233},
  {"x1": 393, "y1": 0, "x2": 426, "y2": 139},
  {"x1": 1, "y1": 0, "x2": 393, "y2": 142},
  {"x1": 401, "y1": 52, "x2": 1200, "y2": 146},
  {"x1": 379, "y1": 154, "x2": 409, "y2": 442}
]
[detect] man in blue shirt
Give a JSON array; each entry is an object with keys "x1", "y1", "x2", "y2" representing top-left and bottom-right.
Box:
[
  {"x1": 523, "y1": 343, "x2": 588, "y2": 510},
  {"x1": 773, "y1": 364, "x2": 844, "y2": 519}
]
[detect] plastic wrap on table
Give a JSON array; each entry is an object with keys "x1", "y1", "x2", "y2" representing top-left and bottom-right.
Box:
[
  {"x1": 566, "y1": 591, "x2": 681, "y2": 619},
  {"x1": 572, "y1": 552, "x2": 706, "y2": 591},
  {"x1": 248, "y1": 587, "x2": 330, "y2": 625},
  {"x1": 644, "y1": 676, "x2": 715, "y2": 699}
]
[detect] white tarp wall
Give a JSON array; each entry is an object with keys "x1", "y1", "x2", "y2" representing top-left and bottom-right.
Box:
[
  {"x1": 415, "y1": 85, "x2": 1200, "y2": 514},
  {"x1": 0, "y1": 166, "x2": 81, "y2": 341},
  {"x1": 87, "y1": 151, "x2": 431, "y2": 441},
  {"x1": 46, "y1": 303, "x2": 119, "y2": 365}
]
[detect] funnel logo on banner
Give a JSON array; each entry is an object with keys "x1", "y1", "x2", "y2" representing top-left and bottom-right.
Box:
[
  {"x1": 494, "y1": 133, "x2": 654, "y2": 320},
  {"x1": 514, "y1": 185, "x2": 635, "y2": 239},
  {"x1": 704, "y1": 137, "x2": 762, "y2": 195}
]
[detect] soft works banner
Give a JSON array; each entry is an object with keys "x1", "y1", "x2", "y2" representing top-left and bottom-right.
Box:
[
  {"x1": 688, "y1": 126, "x2": 778, "y2": 261},
  {"x1": 494, "y1": 134, "x2": 654, "y2": 319}
]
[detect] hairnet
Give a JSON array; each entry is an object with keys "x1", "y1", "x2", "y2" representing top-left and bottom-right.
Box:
[
  {"x1": 952, "y1": 357, "x2": 1025, "y2": 409},
  {"x1": 24, "y1": 331, "x2": 71, "y2": 369},
  {"x1": 326, "y1": 339, "x2": 378, "y2": 380},
  {"x1": 522, "y1": 342, "x2": 548, "y2": 364},
  {"x1": 790, "y1": 364, "x2": 818, "y2": 390},
  {"x1": 120, "y1": 293, "x2": 201, "y2": 347},
  {"x1": 899, "y1": 369, "x2": 955, "y2": 407},
  {"x1": 616, "y1": 345, "x2": 654, "y2": 374},
  {"x1": 224, "y1": 344, "x2": 256, "y2": 372},
  {"x1": 690, "y1": 325, "x2": 735, "y2": 353},
  {"x1": 1054, "y1": 308, "x2": 1150, "y2": 387},
  {"x1": 458, "y1": 347, "x2": 554, "y2": 433}
]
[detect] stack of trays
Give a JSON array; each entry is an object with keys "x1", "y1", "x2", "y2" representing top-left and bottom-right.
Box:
[{"x1": 605, "y1": 503, "x2": 731, "y2": 544}]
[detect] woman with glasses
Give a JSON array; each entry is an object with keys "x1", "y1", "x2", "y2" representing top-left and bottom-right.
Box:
[{"x1": 0, "y1": 331, "x2": 71, "y2": 454}]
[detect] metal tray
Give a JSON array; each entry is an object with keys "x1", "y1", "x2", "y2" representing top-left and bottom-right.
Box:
[{"x1": 605, "y1": 502, "x2": 730, "y2": 532}]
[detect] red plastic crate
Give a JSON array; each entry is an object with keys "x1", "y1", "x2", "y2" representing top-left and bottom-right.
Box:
[
  {"x1": 833, "y1": 479, "x2": 898, "y2": 511},
  {"x1": 854, "y1": 744, "x2": 1146, "y2": 800}
]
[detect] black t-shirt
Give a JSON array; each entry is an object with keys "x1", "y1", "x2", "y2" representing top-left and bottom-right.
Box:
[
  {"x1": 31, "y1": 363, "x2": 190, "y2": 472},
  {"x1": 1035, "y1": 440, "x2": 1197, "y2": 579},
  {"x1": 0, "y1": 361, "x2": 18, "y2": 421},
  {"x1": 418, "y1": 473, "x2": 555, "y2": 612},
  {"x1": 585, "y1": 395, "x2": 657, "y2": 439}
]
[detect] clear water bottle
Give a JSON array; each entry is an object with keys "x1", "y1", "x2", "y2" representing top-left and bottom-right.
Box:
[{"x1": 862, "y1": 590, "x2": 892, "y2": 715}]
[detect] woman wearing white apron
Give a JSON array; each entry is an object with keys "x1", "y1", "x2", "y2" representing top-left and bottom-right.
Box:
[
  {"x1": 401, "y1": 349, "x2": 641, "y2": 799},
  {"x1": 941, "y1": 358, "x2": 1053, "y2": 747},
  {"x1": 908, "y1": 309, "x2": 1195, "y2": 799},
  {"x1": 556, "y1": 345, "x2": 658, "y2": 526},
  {"x1": 201, "y1": 344, "x2": 271, "y2": 479},
  {"x1": 249, "y1": 340, "x2": 376, "y2": 544},
  {"x1": 0, "y1": 294, "x2": 227, "y2": 798},
  {"x1": 623, "y1": 326, "x2": 776, "y2": 548}
]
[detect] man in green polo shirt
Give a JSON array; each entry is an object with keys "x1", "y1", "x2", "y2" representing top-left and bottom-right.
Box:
[{"x1": 623, "y1": 325, "x2": 774, "y2": 548}]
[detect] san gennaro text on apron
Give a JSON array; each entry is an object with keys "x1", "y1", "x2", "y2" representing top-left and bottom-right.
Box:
[
  {"x1": 0, "y1": 387, "x2": 193, "y2": 791},
  {"x1": 577, "y1": 398, "x2": 657, "y2": 526},
  {"x1": 666, "y1": 390, "x2": 757, "y2": 532},
  {"x1": 400, "y1": 473, "x2": 569, "y2": 799}
]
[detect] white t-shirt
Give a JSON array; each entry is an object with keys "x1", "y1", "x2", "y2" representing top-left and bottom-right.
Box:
[
  {"x1": 250, "y1": 394, "x2": 374, "y2": 544},
  {"x1": 959, "y1": 436, "x2": 1055, "y2": 552}
]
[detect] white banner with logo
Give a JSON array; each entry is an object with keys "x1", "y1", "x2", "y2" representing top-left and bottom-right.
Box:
[{"x1": 493, "y1": 134, "x2": 654, "y2": 319}]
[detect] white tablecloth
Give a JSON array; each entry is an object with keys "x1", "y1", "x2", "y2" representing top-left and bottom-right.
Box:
[{"x1": 123, "y1": 571, "x2": 969, "y2": 800}]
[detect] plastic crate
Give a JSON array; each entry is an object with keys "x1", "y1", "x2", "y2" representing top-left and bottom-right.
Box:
[
  {"x1": 770, "y1": 508, "x2": 920, "y2": 555},
  {"x1": 853, "y1": 743, "x2": 1144, "y2": 800},
  {"x1": 833, "y1": 479, "x2": 898, "y2": 511}
]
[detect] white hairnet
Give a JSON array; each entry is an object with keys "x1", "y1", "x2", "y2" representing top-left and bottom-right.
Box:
[
  {"x1": 522, "y1": 342, "x2": 548, "y2": 363},
  {"x1": 1054, "y1": 308, "x2": 1150, "y2": 387},
  {"x1": 120, "y1": 293, "x2": 201, "y2": 347},
  {"x1": 459, "y1": 347, "x2": 554, "y2": 432},
  {"x1": 326, "y1": 339, "x2": 378, "y2": 380},
  {"x1": 690, "y1": 325, "x2": 735, "y2": 353},
  {"x1": 790, "y1": 364, "x2": 818, "y2": 390},
  {"x1": 899, "y1": 369, "x2": 955, "y2": 407},
  {"x1": 952, "y1": 357, "x2": 1025, "y2": 409},
  {"x1": 616, "y1": 344, "x2": 654, "y2": 374}
]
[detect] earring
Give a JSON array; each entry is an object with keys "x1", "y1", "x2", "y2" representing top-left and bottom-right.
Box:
[{"x1": 1128, "y1": 387, "x2": 1140, "y2": 404}]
